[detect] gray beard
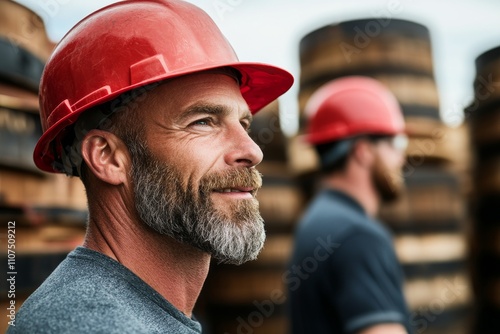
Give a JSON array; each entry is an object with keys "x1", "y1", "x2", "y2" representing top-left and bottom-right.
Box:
[{"x1": 129, "y1": 142, "x2": 265, "y2": 265}]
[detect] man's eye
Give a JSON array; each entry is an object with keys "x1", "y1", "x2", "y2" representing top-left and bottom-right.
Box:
[
  {"x1": 241, "y1": 122, "x2": 251, "y2": 133},
  {"x1": 191, "y1": 118, "x2": 212, "y2": 126}
]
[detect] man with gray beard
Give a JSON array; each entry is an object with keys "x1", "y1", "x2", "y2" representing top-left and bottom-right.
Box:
[{"x1": 8, "y1": 1, "x2": 293, "y2": 333}]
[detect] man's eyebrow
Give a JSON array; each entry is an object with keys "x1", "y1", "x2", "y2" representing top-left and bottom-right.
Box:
[
  {"x1": 179, "y1": 103, "x2": 253, "y2": 122},
  {"x1": 178, "y1": 104, "x2": 228, "y2": 122}
]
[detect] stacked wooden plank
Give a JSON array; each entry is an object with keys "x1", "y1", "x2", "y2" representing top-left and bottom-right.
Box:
[{"x1": 466, "y1": 45, "x2": 500, "y2": 334}]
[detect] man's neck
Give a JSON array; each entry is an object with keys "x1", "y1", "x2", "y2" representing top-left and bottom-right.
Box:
[
  {"x1": 83, "y1": 199, "x2": 210, "y2": 317},
  {"x1": 323, "y1": 172, "x2": 380, "y2": 217}
]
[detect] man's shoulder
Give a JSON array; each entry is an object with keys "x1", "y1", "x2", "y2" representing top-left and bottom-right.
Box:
[
  {"x1": 21, "y1": 247, "x2": 134, "y2": 304},
  {"x1": 298, "y1": 200, "x2": 378, "y2": 241},
  {"x1": 9, "y1": 249, "x2": 139, "y2": 333},
  {"x1": 302, "y1": 190, "x2": 369, "y2": 226},
  {"x1": 310, "y1": 189, "x2": 393, "y2": 242},
  {"x1": 9, "y1": 247, "x2": 202, "y2": 334}
]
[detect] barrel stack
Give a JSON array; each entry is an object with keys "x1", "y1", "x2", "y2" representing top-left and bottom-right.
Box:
[
  {"x1": 466, "y1": 45, "x2": 500, "y2": 334},
  {"x1": 0, "y1": 1, "x2": 87, "y2": 330},
  {"x1": 198, "y1": 100, "x2": 304, "y2": 334},
  {"x1": 293, "y1": 18, "x2": 472, "y2": 334}
]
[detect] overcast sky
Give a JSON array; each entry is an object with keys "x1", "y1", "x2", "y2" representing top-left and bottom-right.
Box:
[{"x1": 15, "y1": 0, "x2": 500, "y2": 135}]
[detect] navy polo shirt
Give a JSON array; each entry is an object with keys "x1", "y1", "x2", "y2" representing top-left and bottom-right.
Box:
[{"x1": 287, "y1": 189, "x2": 412, "y2": 334}]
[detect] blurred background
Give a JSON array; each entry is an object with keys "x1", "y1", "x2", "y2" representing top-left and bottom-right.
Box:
[{"x1": 2, "y1": 0, "x2": 500, "y2": 333}]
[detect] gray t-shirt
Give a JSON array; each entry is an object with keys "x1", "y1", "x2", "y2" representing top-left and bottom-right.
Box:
[{"x1": 7, "y1": 247, "x2": 202, "y2": 334}]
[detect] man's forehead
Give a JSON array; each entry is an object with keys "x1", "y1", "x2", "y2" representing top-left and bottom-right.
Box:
[{"x1": 142, "y1": 73, "x2": 249, "y2": 121}]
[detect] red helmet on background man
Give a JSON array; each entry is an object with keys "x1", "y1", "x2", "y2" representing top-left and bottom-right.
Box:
[
  {"x1": 304, "y1": 76, "x2": 406, "y2": 169},
  {"x1": 305, "y1": 76, "x2": 405, "y2": 145}
]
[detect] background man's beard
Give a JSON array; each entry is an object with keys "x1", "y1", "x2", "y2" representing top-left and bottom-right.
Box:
[
  {"x1": 129, "y1": 144, "x2": 265, "y2": 265},
  {"x1": 372, "y1": 155, "x2": 404, "y2": 203}
]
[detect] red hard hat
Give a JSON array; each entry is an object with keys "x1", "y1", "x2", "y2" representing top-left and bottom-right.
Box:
[
  {"x1": 34, "y1": 0, "x2": 293, "y2": 174},
  {"x1": 305, "y1": 76, "x2": 405, "y2": 145}
]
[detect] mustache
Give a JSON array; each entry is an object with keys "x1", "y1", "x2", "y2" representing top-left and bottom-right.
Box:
[{"x1": 200, "y1": 168, "x2": 263, "y2": 195}]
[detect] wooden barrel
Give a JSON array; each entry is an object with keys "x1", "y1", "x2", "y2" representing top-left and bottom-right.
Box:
[
  {"x1": 470, "y1": 192, "x2": 500, "y2": 319},
  {"x1": 298, "y1": 17, "x2": 440, "y2": 136},
  {"x1": 299, "y1": 18, "x2": 434, "y2": 86},
  {"x1": 470, "y1": 192, "x2": 498, "y2": 321},
  {"x1": 473, "y1": 158, "x2": 500, "y2": 196},
  {"x1": 468, "y1": 45, "x2": 500, "y2": 217},
  {"x1": 0, "y1": 81, "x2": 39, "y2": 110},
  {"x1": 471, "y1": 304, "x2": 500, "y2": 334},
  {"x1": 0, "y1": 83, "x2": 88, "y2": 211},
  {"x1": 0, "y1": 1, "x2": 55, "y2": 92},
  {"x1": 465, "y1": 46, "x2": 500, "y2": 118},
  {"x1": 465, "y1": 47, "x2": 500, "y2": 293},
  {"x1": 469, "y1": 250, "x2": 500, "y2": 334},
  {"x1": 0, "y1": 0, "x2": 54, "y2": 61},
  {"x1": 472, "y1": 195, "x2": 500, "y2": 227},
  {"x1": 0, "y1": 102, "x2": 41, "y2": 172},
  {"x1": 469, "y1": 106, "x2": 500, "y2": 146},
  {"x1": 395, "y1": 233, "x2": 466, "y2": 265},
  {"x1": 0, "y1": 36, "x2": 44, "y2": 92}
]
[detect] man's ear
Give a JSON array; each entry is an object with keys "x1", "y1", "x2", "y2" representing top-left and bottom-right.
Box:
[
  {"x1": 351, "y1": 139, "x2": 375, "y2": 168},
  {"x1": 81, "y1": 129, "x2": 130, "y2": 185}
]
